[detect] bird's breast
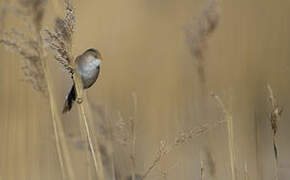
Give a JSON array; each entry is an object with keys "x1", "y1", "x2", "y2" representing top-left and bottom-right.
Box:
[{"x1": 78, "y1": 63, "x2": 100, "y2": 89}]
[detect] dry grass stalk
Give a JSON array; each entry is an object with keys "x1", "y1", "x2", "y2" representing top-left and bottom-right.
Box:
[
  {"x1": 141, "y1": 141, "x2": 169, "y2": 180},
  {"x1": 130, "y1": 93, "x2": 138, "y2": 180},
  {"x1": 45, "y1": 1, "x2": 105, "y2": 179},
  {"x1": 201, "y1": 159, "x2": 205, "y2": 180},
  {"x1": 267, "y1": 84, "x2": 283, "y2": 180},
  {"x1": 184, "y1": 0, "x2": 219, "y2": 83},
  {"x1": 25, "y1": 1, "x2": 76, "y2": 179},
  {"x1": 211, "y1": 93, "x2": 236, "y2": 180},
  {"x1": 244, "y1": 163, "x2": 249, "y2": 180},
  {"x1": 141, "y1": 119, "x2": 225, "y2": 180},
  {"x1": 77, "y1": 98, "x2": 105, "y2": 180},
  {"x1": 36, "y1": 4, "x2": 75, "y2": 180},
  {"x1": 0, "y1": 1, "x2": 76, "y2": 179}
]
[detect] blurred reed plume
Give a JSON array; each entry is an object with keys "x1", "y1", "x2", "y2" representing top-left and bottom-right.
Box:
[
  {"x1": 19, "y1": 0, "x2": 46, "y2": 32},
  {"x1": 0, "y1": 1, "x2": 76, "y2": 180},
  {"x1": 0, "y1": 0, "x2": 47, "y2": 94},
  {"x1": 0, "y1": 30, "x2": 47, "y2": 94},
  {"x1": 185, "y1": 0, "x2": 219, "y2": 83},
  {"x1": 267, "y1": 84, "x2": 283, "y2": 180}
]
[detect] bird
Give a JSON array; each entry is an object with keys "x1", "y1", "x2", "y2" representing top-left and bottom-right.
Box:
[{"x1": 62, "y1": 48, "x2": 103, "y2": 113}]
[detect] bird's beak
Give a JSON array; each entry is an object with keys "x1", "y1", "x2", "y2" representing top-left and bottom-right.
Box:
[{"x1": 99, "y1": 56, "x2": 103, "y2": 61}]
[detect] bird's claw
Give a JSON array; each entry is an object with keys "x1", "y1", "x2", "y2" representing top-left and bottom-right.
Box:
[{"x1": 76, "y1": 98, "x2": 83, "y2": 104}]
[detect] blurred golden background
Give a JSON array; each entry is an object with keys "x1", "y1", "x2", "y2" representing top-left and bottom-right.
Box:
[{"x1": 1, "y1": 0, "x2": 290, "y2": 179}]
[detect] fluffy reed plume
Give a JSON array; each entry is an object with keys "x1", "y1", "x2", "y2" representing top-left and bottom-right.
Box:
[
  {"x1": 184, "y1": 0, "x2": 219, "y2": 83},
  {"x1": 45, "y1": 0, "x2": 75, "y2": 74},
  {"x1": 267, "y1": 84, "x2": 283, "y2": 180},
  {"x1": 211, "y1": 93, "x2": 236, "y2": 180},
  {"x1": 45, "y1": 1, "x2": 106, "y2": 180},
  {"x1": 0, "y1": 1, "x2": 76, "y2": 180}
]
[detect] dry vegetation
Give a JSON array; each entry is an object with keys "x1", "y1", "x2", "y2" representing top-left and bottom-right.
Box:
[
  {"x1": 184, "y1": 0, "x2": 219, "y2": 84},
  {"x1": 45, "y1": 1, "x2": 106, "y2": 179},
  {"x1": 267, "y1": 84, "x2": 283, "y2": 180},
  {"x1": 0, "y1": 1, "x2": 75, "y2": 180},
  {"x1": 211, "y1": 93, "x2": 237, "y2": 180},
  {"x1": 0, "y1": 0, "x2": 288, "y2": 180}
]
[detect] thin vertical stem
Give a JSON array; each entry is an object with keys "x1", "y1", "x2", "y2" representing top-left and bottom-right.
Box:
[
  {"x1": 211, "y1": 93, "x2": 236, "y2": 180},
  {"x1": 73, "y1": 70, "x2": 105, "y2": 180},
  {"x1": 131, "y1": 93, "x2": 137, "y2": 180},
  {"x1": 201, "y1": 160, "x2": 205, "y2": 180},
  {"x1": 227, "y1": 113, "x2": 236, "y2": 180},
  {"x1": 244, "y1": 163, "x2": 249, "y2": 180}
]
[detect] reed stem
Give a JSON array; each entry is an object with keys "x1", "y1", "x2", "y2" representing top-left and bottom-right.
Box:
[{"x1": 73, "y1": 70, "x2": 105, "y2": 180}]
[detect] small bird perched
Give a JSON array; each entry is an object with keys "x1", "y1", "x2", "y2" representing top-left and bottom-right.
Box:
[{"x1": 62, "y1": 48, "x2": 103, "y2": 113}]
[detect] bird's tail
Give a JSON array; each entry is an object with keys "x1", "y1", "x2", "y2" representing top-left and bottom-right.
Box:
[{"x1": 62, "y1": 84, "x2": 76, "y2": 113}]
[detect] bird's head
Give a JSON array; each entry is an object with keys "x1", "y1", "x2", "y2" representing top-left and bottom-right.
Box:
[{"x1": 84, "y1": 48, "x2": 103, "y2": 66}]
